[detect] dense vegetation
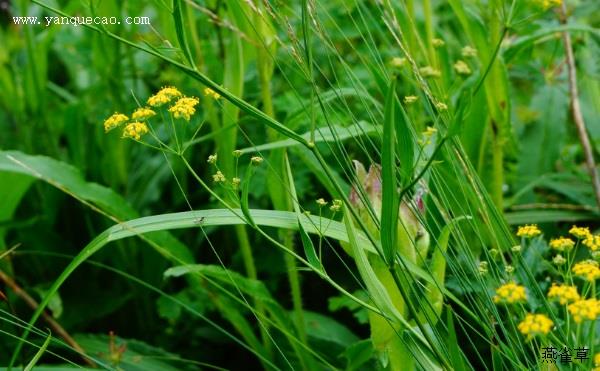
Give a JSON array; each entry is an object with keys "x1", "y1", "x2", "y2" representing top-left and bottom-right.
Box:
[{"x1": 1, "y1": 0, "x2": 599, "y2": 369}]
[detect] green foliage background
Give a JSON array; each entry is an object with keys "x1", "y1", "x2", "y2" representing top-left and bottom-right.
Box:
[{"x1": 0, "y1": 0, "x2": 599, "y2": 369}]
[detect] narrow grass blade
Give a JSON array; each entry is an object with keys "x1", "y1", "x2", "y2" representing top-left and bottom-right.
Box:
[
  {"x1": 24, "y1": 331, "x2": 51, "y2": 371},
  {"x1": 381, "y1": 78, "x2": 400, "y2": 265},
  {"x1": 285, "y1": 154, "x2": 322, "y2": 271}
]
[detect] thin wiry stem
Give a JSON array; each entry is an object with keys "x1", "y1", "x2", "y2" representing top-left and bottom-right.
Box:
[
  {"x1": 559, "y1": 3, "x2": 600, "y2": 211},
  {"x1": 0, "y1": 269, "x2": 95, "y2": 368}
]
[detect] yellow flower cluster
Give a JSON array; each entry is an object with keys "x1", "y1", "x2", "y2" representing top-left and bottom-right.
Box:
[
  {"x1": 547, "y1": 284, "x2": 579, "y2": 305},
  {"x1": 404, "y1": 95, "x2": 418, "y2": 104},
  {"x1": 432, "y1": 38, "x2": 445, "y2": 48},
  {"x1": 516, "y1": 224, "x2": 541, "y2": 238},
  {"x1": 103, "y1": 113, "x2": 129, "y2": 132},
  {"x1": 454, "y1": 60, "x2": 471, "y2": 75},
  {"x1": 549, "y1": 237, "x2": 575, "y2": 252},
  {"x1": 204, "y1": 87, "x2": 221, "y2": 100},
  {"x1": 493, "y1": 282, "x2": 527, "y2": 304},
  {"x1": 572, "y1": 260, "x2": 600, "y2": 281},
  {"x1": 569, "y1": 225, "x2": 590, "y2": 239},
  {"x1": 536, "y1": 0, "x2": 562, "y2": 9},
  {"x1": 595, "y1": 353, "x2": 600, "y2": 370},
  {"x1": 212, "y1": 171, "x2": 226, "y2": 183},
  {"x1": 517, "y1": 314, "x2": 553, "y2": 336},
  {"x1": 583, "y1": 234, "x2": 600, "y2": 251},
  {"x1": 567, "y1": 299, "x2": 600, "y2": 323},
  {"x1": 419, "y1": 66, "x2": 441, "y2": 78},
  {"x1": 461, "y1": 46, "x2": 477, "y2": 58},
  {"x1": 147, "y1": 86, "x2": 182, "y2": 107},
  {"x1": 132, "y1": 107, "x2": 156, "y2": 121},
  {"x1": 122, "y1": 122, "x2": 149, "y2": 141},
  {"x1": 169, "y1": 97, "x2": 200, "y2": 121}
]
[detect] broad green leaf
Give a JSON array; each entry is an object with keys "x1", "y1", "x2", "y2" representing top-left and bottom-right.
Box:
[{"x1": 0, "y1": 150, "x2": 194, "y2": 265}]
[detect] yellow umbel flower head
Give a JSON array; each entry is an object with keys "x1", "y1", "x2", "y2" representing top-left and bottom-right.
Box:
[
  {"x1": 404, "y1": 95, "x2": 418, "y2": 104},
  {"x1": 518, "y1": 314, "x2": 553, "y2": 337},
  {"x1": 461, "y1": 46, "x2": 477, "y2": 58},
  {"x1": 212, "y1": 171, "x2": 226, "y2": 183},
  {"x1": 569, "y1": 225, "x2": 591, "y2": 239},
  {"x1": 583, "y1": 234, "x2": 600, "y2": 251},
  {"x1": 432, "y1": 38, "x2": 445, "y2": 48},
  {"x1": 204, "y1": 87, "x2": 221, "y2": 100},
  {"x1": 132, "y1": 107, "x2": 156, "y2": 121},
  {"x1": 493, "y1": 282, "x2": 527, "y2": 304},
  {"x1": 454, "y1": 60, "x2": 472, "y2": 75},
  {"x1": 595, "y1": 353, "x2": 600, "y2": 368},
  {"x1": 147, "y1": 86, "x2": 182, "y2": 107},
  {"x1": 568, "y1": 299, "x2": 600, "y2": 323},
  {"x1": 549, "y1": 237, "x2": 575, "y2": 252},
  {"x1": 103, "y1": 112, "x2": 129, "y2": 132},
  {"x1": 169, "y1": 97, "x2": 200, "y2": 121},
  {"x1": 535, "y1": 0, "x2": 562, "y2": 10},
  {"x1": 516, "y1": 224, "x2": 541, "y2": 238},
  {"x1": 122, "y1": 122, "x2": 148, "y2": 141},
  {"x1": 419, "y1": 66, "x2": 441, "y2": 78},
  {"x1": 572, "y1": 260, "x2": 600, "y2": 281},
  {"x1": 547, "y1": 283, "x2": 579, "y2": 305}
]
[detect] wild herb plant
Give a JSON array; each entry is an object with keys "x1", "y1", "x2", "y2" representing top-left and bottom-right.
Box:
[{"x1": 0, "y1": 0, "x2": 599, "y2": 370}]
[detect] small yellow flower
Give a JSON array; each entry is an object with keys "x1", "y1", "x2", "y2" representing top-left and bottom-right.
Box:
[
  {"x1": 549, "y1": 237, "x2": 575, "y2": 252},
  {"x1": 122, "y1": 122, "x2": 149, "y2": 141},
  {"x1": 420, "y1": 126, "x2": 437, "y2": 146},
  {"x1": 103, "y1": 113, "x2": 129, "y2": 132},
  {"x1": 207, "y1": 154, "x2": 218, "y2": 164},
  {"x1": 583, "y1": 234, "x2": 600, "y2": 251},
  {"x1": 391, "y1": 57, "x2": 407, "y2": 67},
  {"x1": 250, "y1": 156, "x2": 263, "y2": 165},
  {"x1": 478, "y1": 261, "x2": 488, "y2": 275},
  {"x1": 517, "y1": 313, "x2": 553, "y2": 336},
  {"x1": 516, "y1": 224, "x2": 541, "y2": 238},
  {"x1": 169, "y1": 97, "x2": 200, "y2": 121},
  {"x1": 553, "y1": 254, "x2": 566, "y2": 266},
  {"x1": 461, "y1": 46, "x2": 477, "y2": 58},
  {"x1": 511, "y1": 245, "x2": 522, "y2": 253},
  {"x1": 232, "y1": 150, "x2": 243, "y2": 158},
  {"x1": 493, "y1": 282, "x2": 527, "y2": 304},
  {"x1": 595, "y1": 353, "x2": 600, "y2": 367},
  {"x1": 453, "y1": 60, "x2": 472, "y2": 75},
  {"x1": 547, "y1": 283, "x2": 579, "y2": 305},
  {"x1": 435, "y1": 102, "x2": 448, "y2": 111},
  {"x1": 572, "y1": 260, "x2": 600, "y2": 281},
  {"x1": 212, "y1": 171, "x2": 226, "y2": 183},
  {"x1": 404, "y1": 95, "x2": 418, "y2": 104},
  {"x1": 424, "y1": 126, "x2": 437, "y2": 137},
  {"x1": 535, "y1": 0, "x2": 562, "y2": 10},
  {"x1": 232, "y1": 177, "x2": 241, "y2": 188},
  {"x1": 204, "y1": 87, "x2": 221, "y2": 100},
  {"x1": 432, "y1": 38, "x2": 445, "y2": 48},
  {"x1": 568, "y1": 299, "x2": 600, "y2": 323},
  {"x1": 316, "y1": 198, "x2": 328, "y2": 207},
  {"x1": 132, "y1": 107, "x2": 156, "y2": 121},
  {"x1": 147, "y1": 86, "x2": 182, "y2": 107},
  {"x1": 419, "y1": 66, "x2": 441, "y2": 78},
  {"x1": 569, "y1": 225, "x2": 591, "y2": 239},
  {"x1": 330, "y1": 199, "x2": 343, "y2": 212}
]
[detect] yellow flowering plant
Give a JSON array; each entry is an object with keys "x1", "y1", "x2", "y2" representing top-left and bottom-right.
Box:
[
  {"x1": 486, "y1": 224, "x2": 599, "y2": 367},
  {"x1": 101, "y1": 86, "x2": 212, "y2": 155}
]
